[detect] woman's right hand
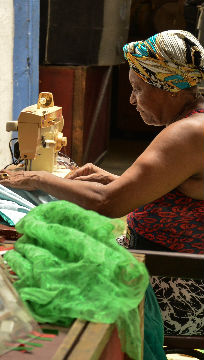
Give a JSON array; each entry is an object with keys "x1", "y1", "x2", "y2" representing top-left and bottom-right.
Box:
[
  {"x1": 0, "y1": 169, "x2": 44, "y2": 190},
  {"x1": 66, "y1": 163, "x2": 118, "y2": 185}
]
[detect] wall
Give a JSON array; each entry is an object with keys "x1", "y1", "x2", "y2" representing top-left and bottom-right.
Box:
[
  {"x1": 13, "y1": 0, "x2": 39, "y2": 119},
  {"x1": 0, "y1": 0, "x2": 14, "y2": 169},
  {"x1": 0, "y1": 0, "x2": 39, "y2": 170}
]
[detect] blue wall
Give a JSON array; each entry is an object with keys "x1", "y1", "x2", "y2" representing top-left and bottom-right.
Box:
[{"x1": 13, "y1": 0, "x2": 40, "y2": 120}]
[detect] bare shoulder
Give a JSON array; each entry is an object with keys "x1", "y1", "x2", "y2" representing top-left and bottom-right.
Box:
[
  {"x1": 157, "y1": 113, "x2": 204, "y2": 145},
  {"x1": 145, "y1": 113, "x2": 204, "y2": 160},
  {"x1": 128, "y1": 112, "x2": 204, "y2": 182}
]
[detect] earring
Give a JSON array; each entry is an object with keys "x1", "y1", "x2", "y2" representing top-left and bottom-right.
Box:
[{"x1": 170, "y1": 92, "x2": 177, "y2": 97}]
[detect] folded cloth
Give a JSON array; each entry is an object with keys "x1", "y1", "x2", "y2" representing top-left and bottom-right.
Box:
[
  {"x1": 0, "y1": 185, "x2": 56, "y2": 226},
  {"x1": 10, "y1": 188, "x2": 57, "y2": 206},
  {"x1": 0, "y1": 185, "x2": 35, "y2": 225},
  {"x1": 0, "y1": 185, "x2": 35, "y2": 209},
  {"x1": 0, "y1": 200, "x2": 33, "y2": 226}
]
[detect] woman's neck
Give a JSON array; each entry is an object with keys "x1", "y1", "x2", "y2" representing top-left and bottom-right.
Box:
[{"x1": 172, "y1": 94, "x2": 204, "y2": 123}]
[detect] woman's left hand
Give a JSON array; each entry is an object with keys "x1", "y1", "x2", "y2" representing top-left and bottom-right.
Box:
[
  {"x1": 0, "y1": 170, "x2": 42, "y2": 190},
  {"x1": 66, "y1": 163, "x2": 118, "y2": 184}
]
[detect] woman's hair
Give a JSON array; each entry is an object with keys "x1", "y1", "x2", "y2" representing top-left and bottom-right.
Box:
[{"x1": 123, "y1": 30, "x2": 204, "y2": 93}]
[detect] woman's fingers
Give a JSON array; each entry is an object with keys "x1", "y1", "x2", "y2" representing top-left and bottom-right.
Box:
[
  {"x1": 73, "y1": 174, "x2": 99, "y2": 182},
  {"x1": 73, "y1": 173, "x2": 113, "y2": 185},
  {"x1": 67, "y1": 163, "x2": 97, "y2": 179}
]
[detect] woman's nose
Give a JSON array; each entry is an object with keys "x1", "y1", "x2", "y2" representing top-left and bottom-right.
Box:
[{"x1": 130, "y1": 91, "x2": 137, "y2": 105}]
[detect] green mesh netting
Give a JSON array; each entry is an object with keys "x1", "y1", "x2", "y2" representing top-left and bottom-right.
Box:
[{"x1": 4, "y1": 200, "x2": 149, "y2": 360}]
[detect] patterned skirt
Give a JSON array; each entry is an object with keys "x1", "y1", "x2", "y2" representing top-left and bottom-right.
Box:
[{"x1": 116, "y1": 233, "x2": 204, "y2": 336}]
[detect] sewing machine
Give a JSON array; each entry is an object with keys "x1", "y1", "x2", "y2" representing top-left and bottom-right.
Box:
[{"x1": 6, "y1": 92, "x2": 71, "y2": 177}]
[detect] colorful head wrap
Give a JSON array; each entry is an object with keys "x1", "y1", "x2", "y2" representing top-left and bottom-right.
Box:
[{"x1": 123, "y1": 30, "x2": 204, "y2": 92}]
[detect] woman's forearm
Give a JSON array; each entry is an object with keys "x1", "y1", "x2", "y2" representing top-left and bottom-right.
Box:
[{"x1": 36, "y1": 171, "x2": 107, "y2": 212}]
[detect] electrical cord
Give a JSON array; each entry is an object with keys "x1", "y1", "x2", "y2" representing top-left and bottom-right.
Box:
[
  {"x1": 9, "y1": 138, "x2": 18, "y2": 163},
  {"x1": 3, "y1": 138, "x2": 23, "y2": 169}
]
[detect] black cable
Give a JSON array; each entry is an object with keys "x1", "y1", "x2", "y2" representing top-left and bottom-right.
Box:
[
  {"x1": 4, "y1": 137, "x2": 23, "y2": 169},
  {"x1": 3, "y1": 159, "x2": 24, "y2": 170},
  {"x1": 8, "y1": 138, "x2": 17, "y2": 163}
]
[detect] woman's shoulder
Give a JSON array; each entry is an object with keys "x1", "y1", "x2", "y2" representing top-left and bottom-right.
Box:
[
  {"x1": 139, "y1": 110, "x2": 204, "y2": 177},
  {"x1": 156, "y1": 109, "x2": 204, "y2": 146}
]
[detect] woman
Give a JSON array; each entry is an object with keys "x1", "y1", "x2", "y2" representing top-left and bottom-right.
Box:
[
  {"x1": 0, "y1": 29, "x2": 204, "y2": 337},
  {"x1": 1, "y1": 31, "x2": 203, "y2": 221},
  {"x1": 1, "y1": 30, "x2": 204, "y2": 247}
]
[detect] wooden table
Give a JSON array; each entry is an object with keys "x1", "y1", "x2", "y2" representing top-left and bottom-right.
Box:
[{"x1": 1, "y1": 321, "x2": 123, "y2": 360}]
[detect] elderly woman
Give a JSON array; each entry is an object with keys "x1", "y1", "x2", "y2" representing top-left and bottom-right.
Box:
[{"x1": 0, "y1": 30, "x2": 204, "y2": 338}]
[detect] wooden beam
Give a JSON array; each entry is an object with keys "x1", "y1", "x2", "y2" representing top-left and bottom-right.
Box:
[
  {"x1": 67, "y1": 322, "x2": 114, "y2": 360},
  {"x1": 164, "y1": 335, "x2": 204, "y2": 349},
  {"x1": 52, "y1": 319, "x2": 87, "y2": 360},
  {"x1": 72, "y1": 67, "x2": 87, "y2": 166},
  {"x1": 131, "y1": 250, "x2": 204, "y2": 279}
]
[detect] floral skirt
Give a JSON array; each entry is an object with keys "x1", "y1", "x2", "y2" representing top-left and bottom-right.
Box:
[{"x1": 116, "y1": 234, "x2": 204, "y2": 336}]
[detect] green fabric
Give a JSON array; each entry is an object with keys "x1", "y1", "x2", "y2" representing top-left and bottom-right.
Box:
[
  {"x1": 144, "y1": 285, "x2": 167, "y2": 360},
  {"x1": 4, "y1": 200, "x2": 149, "y2": 360}
]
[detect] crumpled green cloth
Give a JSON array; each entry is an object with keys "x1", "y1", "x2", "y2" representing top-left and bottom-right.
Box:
[{"x1": 5, "y1": 200, "x2": 149, "y2": 360}]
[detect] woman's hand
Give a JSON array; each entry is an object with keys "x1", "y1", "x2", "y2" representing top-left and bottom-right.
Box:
[
  {"x1": 66, "y1": 163, "x2": 118, "y2": 185},
  {"x1": 0, "y1": 170, "x2": 43, "y2": 190}
]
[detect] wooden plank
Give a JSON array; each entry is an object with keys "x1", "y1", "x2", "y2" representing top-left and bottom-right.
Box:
[
  {"x1": 164, "y1": 335, "x2": 204, "y2": 349},
  {"x1": 132, "y1": 253, "x2": 145, "y2": 264},
  {"x1": 83, "y1": 66, "x2": 112, "y2": 164},
  {"x1": 51, "y1": 319, "x2": 87, "y2": 360},
  {"x1": 131, "y1": 250, "x2": 204, "y2": 279},
  {"x1": 138, "y1": 297, "x2": 145, "y2": 360},
  {"x1": 82, "y1": 66, "x2": 111, "y2": 165},
  {"x1": 72, "y1": 67, "x2": 87, "y2": 166},
  {"x1": 67, "y1": 322, "x2": 114, "y2": 360},
  {"x1": 93, "y1": 150, "x2": 108, "y2": 166}
]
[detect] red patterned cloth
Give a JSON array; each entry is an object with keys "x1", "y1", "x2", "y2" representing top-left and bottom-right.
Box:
[
  {"x1": 185, "y1": 109, "x2": 204, "y2": 115},
  {"x1": 127, "y1": 189, "x2": 204, "y2": 254}
]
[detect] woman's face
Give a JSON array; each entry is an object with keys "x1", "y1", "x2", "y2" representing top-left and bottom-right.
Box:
[{"x1": 129, "y1": 69, "x2": 171, "y2": 126}]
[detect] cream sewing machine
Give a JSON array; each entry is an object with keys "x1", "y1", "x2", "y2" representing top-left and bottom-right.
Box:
[{"x1": 6, "y1": 92, "x2": 72, "y2": 177}]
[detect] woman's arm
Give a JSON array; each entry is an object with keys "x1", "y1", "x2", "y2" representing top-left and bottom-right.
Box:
[{"x1": 0, "y1": 117, "x2": 203, "y2": 217}]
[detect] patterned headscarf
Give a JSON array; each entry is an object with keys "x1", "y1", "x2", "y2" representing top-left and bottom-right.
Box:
[{"x1": 123, "y1": 30, "x2": 204, "y2": 92}]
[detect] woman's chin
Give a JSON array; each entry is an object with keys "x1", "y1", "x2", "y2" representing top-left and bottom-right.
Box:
[
  {"x1": 141, "y1": 115, "x2": 156, "y2": 126},
  {"x1": 141, "y1": 114, "x2": 164, "y2": 126}
]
